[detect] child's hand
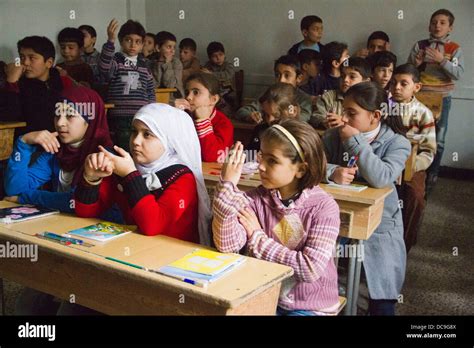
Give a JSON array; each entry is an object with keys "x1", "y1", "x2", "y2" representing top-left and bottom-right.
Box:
[
  {"x1": 107, "y1": 19, "x2": 119, "y2": 43},
  {"x1": 21, "y1": 130, "x2": 60, "y2": 154},
  {"x1": 55, "y1": 66, "x2": 68, "y2": 77},
  {"x1": 238, "y1": 207, "x2": 262, "y2": 239},
  {"x1": 194, "y1": 104, "x2": 214, "y2": 121},
  {"x1": 174, "y1": 98, "x2": 191, "y2": 111},
  {"x1": 424, "y1": 47, "x2": 444, "y2": 64},
  {"x1": 84, "y1": 152, "x2": 114, "y2": 182},
  {"x1": 5, "y1": 62, "x2": 24, "y2": 83},
  {"x1": 200, "y1": 67, "x2": 211, "y2": 74},
  {"x1": 414, "y1": 50, "x2": 425, "y2": 67},
  {"x1": 338, "y1": 123, "x2": 360, "y2": 142},
  {"x1": 247, "y1": 111, "x2": 262, "y2": 124},
  {"x1": 4, "y1": 196, "x2": 19, "y2": 203},
  {"x1": 221, "y1": 142, "x2": 246, "y2": 186},
  {"x1": 331, "y1": 166, "x2": 358, "y2": 185},
  {"x1": 164, "y1": 52, "x2": 174, "y2": 63},
  {"x1": 355, "y1": 48, "x2": 369, "y2": 58},
  {"x1": 326, "y1": 113, "x2": 344, "y2": 128},
  {"x1": 99, "y1": 145, "x2": 137, "y2": 178}
]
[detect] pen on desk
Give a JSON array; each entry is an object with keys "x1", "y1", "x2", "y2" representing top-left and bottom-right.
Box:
[
  {"x1": 105, "y1": 256, "x2": 148, "y2": 271},
  {"x1": 44, "y1": 232, "x2": 84, "y2": 245},
  {"x1": 149, "y1": 269, "x2": 208, "y2": 289}
]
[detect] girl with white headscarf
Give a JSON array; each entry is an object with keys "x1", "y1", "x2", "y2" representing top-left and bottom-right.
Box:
[{"x1": 75, "y1": 103, "x2": 212, "y2": 246}]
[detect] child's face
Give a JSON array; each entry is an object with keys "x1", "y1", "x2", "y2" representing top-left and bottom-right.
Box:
[
  {"x1": 340, "y1": 67, "x2": 368, "y2": 93},
  {"x1": 54, "y1": 105, "x2": 89, "y2": 144},
  {"x1": 367, "y1": 39, "x2": 388, "y2": 56},
  {"x1": 303, "y1": 22, "x2": 323, "y2": 43},
  {"x1": 143, "y1": 36, "x2": 156, "y2": 56},
  {"x1": 390, "y1": 73, "x2": 421, "y2": 103},
  {"x1": 429, "y1": 14, "x2": 452, "y2": 39},
  {"x1": 180, "y1": 47, "x2": 195, "y2": 63},
  {"x1": 81, "y1": 30, "x2": 96, "y2": 51},
  {"x1": 303, "y1": 61, "x2": 319, "y2": 78},
  {"x1": 121, "y1": 34, "x2": 144, "y2": 56},
  {"x1": 342, "y1": 95, "x2": 380, "y2": 133},
  {"x1": 373, "y1": 63, "x2": 394, "y2": 89},
  {"x1": 184, "y1": 80, "x2": 219, "y2": 112},
  {"x1": 275, "y1": 64, "x2": 301, "y2": 87},
  {"x1": 19, "y1": 47, "x2": 53, "y2": 81},
  {"x1": 210, "y1": 51, "x2": 225, "y2": 66},
  {"x1": 258, "y1": 140, "x2": 303, "y2": 191},
  {"x1": 130, "y1": 120, "x2": 165, "y2": 165},
  {"x1": 59, "y1": 42, "x2": 81, "y2": 62},
  {"x1": 159, "y1": 40, "x2": 176, "y2": 58},
  {"x1": 261, "y1": 101, "x2": 279, "y2": 124}
]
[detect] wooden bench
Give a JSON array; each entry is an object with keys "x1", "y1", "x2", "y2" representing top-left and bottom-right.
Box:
[
  {"x1": 0, "y1": 122, "x2": 26, "y2": 161},
  {"x1": 155, "y1": 88, "x2": 178, "y2": 104}
]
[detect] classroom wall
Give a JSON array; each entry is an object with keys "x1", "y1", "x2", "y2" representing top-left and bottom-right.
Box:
[{"x1": 144, "y1": 0, "x2": 474, "y2": 170}]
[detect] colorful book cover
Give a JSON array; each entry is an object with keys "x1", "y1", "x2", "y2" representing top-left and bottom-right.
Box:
[
  {"x1": 0, "y1": 205, "x2": 59, "y2": 224},
  {"x1": 66, "y1": 222, "x2": 132, "y2": 243}
]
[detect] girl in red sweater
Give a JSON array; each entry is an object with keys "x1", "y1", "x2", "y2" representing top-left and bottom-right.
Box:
[
  {"x1": 175, "y1": 72, "x2": 234, "y2": 162},
  {"x1": 74, "y1": 103, "x2": 212, "y2": 245}
]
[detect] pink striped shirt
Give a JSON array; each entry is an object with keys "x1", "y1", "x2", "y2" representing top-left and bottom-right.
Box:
[{"x1": 212, "y1": 179, "x2": 340, "y2": 311}]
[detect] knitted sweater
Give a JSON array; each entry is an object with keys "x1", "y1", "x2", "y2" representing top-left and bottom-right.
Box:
[
  {"x1": 151, "y1": 56, "x2": 184, "y2": 97},
  {"x1": 212, "y1": 180, "x2": 340, "y2": 311},
  {"x1": 57, "y1": 60, "x2": 94, "y2": 87},
  {"x1": 99, "y1": 41, "x2": 155, "y2": 118},
  {"x1": 310, "y1": 89, "x2": 344, "y2": 128}
]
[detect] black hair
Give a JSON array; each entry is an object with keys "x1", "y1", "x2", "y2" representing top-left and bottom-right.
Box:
[
  {"x1": 344, "y1": 81, "x2": 407, "y2": 136},
  {"x1": 431, "y1": 9, "x2": 455, "y2": 26},
  {"x1": 145, "y1": 33, "x2": 157, "y2": 45},
  {"x1": 156, "y1": 31, "x2": 176, "y2": 47},
  {"x1": 321, "y1": 41, "x2": 348, "y2": 73},
  {"x1": 179, "y1": 38, "x2": 197, "y2": 51},
  {"x1": 343, "y1": 57, "x2": 372, "y2": 80},
  {"x1": 297, "y1": 49, "x2": 322, "y2": 68},
  {"x1": 118, "y1": 20, "x2": 146, "y2": 42},
  {"x1": 367, "y1": 51, "x2": 397, "y2": 71},
  {"x1": 393, "y1": 63, "x2": 421, "y2": 83},
  {"x1": 274, "y1": 55, "x2": 302, "y2": 76},
  {"x1": 367, "y1": 31, "x2": 390, "y2": 47},
  {"x1": 300, "y1": 15, "x2": 323, "y2": 31},
  {"x1": 17, "y1": 36, "x2": 56, "y2": 61},
  {"x1": 207, "y1": 41, "x2": 225, "y2": 57},
  {"x1": 58, "y1": 27, "x2": 84, "y2": 48},
  {"x1": 78, "y1": 25, "x2": 97, "y2": 38}
]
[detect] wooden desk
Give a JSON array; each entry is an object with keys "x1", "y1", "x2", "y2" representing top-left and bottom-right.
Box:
[
  {"x1": 155, "y1": 88, "x2": 177, "y2": 104},
  {"x1": 231, "y1": 119, "x2": 255, "y2": 145},
  {"x1": 416, "y1": 91, "x2": 443, "y2": 121},
  {"x1": 0, "y1": 201, "x2": 292, "y2": 315},
  {"x1": 104, "y1": 103, "x2": 115, "y2": 109},
  {"x1": 0, "y1": 122, "x2": 26, "y2": 161}
]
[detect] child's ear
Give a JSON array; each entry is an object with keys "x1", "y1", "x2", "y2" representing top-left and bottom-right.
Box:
[
  {"x1": 91, "y1": 37, "x2": 97, "y2": 46},
  {"x1": 332, "y1": 59, "x2": 339, "y2": 69},
  {"x1": 296, "y1": 73, "x2": 303, "y2": 85},
  {"x1": 155, "y1": 44, "x2": 160, "y2": 52},
  {"x1": 210, "y1": 93, "x2": 220, "y2": 105},
  {"x1": 414, "y1": 82, "x2": 422, "y2": 93},
  {"x1": 45, "y1": 57, "x2": 54, "y2": 69},
  {"x1": 296, "y1": 162, "x2": 308, "y2": 179},
  {"x1": 302, "y1": 29, "x2": 309, "y2": 39},
  {"x1": 372, "y1": 110, "x2": 382, "y2": 123}
]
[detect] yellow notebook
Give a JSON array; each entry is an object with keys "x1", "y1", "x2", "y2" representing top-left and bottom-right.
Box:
[{"x1": 168, "y1": 249, "x2": 244, "y2": 276}]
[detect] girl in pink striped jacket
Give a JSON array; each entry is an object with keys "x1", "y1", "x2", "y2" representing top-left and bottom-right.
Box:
[{"x1": 212, "y1": 119, "x2": 340, "y2": 315}]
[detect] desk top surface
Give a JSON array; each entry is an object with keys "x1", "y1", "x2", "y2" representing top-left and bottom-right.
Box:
[
  {"x1": 0, "y1": 121, "x2": 27, "y2": 130},
  {"x1": 0, "y1": 201, "x2": 293, "y2": 309}
]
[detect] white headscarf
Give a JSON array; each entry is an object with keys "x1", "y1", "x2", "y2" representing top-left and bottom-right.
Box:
[{"x1": 132, "y1": 103, "x2": 212, "y2": 246}]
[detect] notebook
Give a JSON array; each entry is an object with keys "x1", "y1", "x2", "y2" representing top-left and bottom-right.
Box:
[
  {"x1": 155, "y1": 249, "x2": 246, "y2": 283},
  {"x1": 65, "y1": 222, "x2": 132, "y2": 243},
  {"x1": 0, "y1": 205, "x2": 59, "y2": 224},
  {"x1": 327, "y1": 182, "x2": 368, "y2": 192}
]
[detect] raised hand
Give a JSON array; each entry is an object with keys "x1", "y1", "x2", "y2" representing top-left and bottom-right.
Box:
[
  {"x1": 107, "y1": 19, "x2": 119, "y2": 43},
  {"x1": 5, "y1": 62, "x2": 25, "y2": 83},
  {"x1": 99, "y1": 145, "x2": 136, "y2": 178},
  {"x1": 84, "y1": 151, "x2": 114, "y2": 182},
  {"x1": 221, "y1": 142, "x2": 246, "y2": 186}
]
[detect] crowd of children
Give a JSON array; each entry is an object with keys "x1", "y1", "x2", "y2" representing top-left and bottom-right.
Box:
[{"x1": 0, "y1": 7, "x2": 465, "y2": 316}]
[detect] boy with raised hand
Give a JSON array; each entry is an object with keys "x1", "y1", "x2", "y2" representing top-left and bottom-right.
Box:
[
  {"x1": 407, "y1": 8, "x2": 464, "y2": 193},
  {"x1": 355, "y1": 31, "x2": 391, "y2": 59},
  {"x1": 99, "y1": 18, "x2": 155, "y2": 151},
  {"x1": 288, "y1": 15, "x2": 324, "y2": 54}
]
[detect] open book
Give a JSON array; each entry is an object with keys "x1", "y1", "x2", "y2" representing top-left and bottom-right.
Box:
[
  {"x1": 0, "y1": 205, "x2": 59, "y2": 224},
  {"x1": 65, "y1": 222, "x2": 132, "y2": 243},
  {"x1": 327, "y1": 182, "x2": 368, "y2": 192}
]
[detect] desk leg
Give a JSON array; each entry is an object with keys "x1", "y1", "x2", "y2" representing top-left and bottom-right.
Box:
[
  {"x1": 0, "y1": 278, "x2": 4, "y2": 315},
  {"x1": 351, "y1": 240, "x2": 364, "y2": 315},
  {"x1": 344, "y1": 242, "x2": 356, "y2": 316}
]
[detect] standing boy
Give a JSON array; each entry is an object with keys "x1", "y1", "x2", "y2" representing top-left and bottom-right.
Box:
[{"x1": 288, "y1": 15, "x2": 324, "y2": 54}]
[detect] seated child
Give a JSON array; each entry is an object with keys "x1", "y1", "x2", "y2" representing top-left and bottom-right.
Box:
[
  {"x1": 390, "y1": 63, "x2": 436, "y2": 252},
  {"x1": 355, "y1": 31, "x2": 391, "y2": 58},
  {"x1": 297, "y1": 49, "x2": 322, "y2": 96},
  {"x1": 79, "y1": 24, "x2": 107, "y2": 87},
  {"x1": 323, "y1": 82, "x2": 410, "y2": 315},
  {"x1": 179, "y1": 38, "x2": 200, "y2": 84},
  {"x1": 288, "y1": 15, "x2": 324, "y2": 54},
  {"x1": 99, "y1": 19, "x2": 155, "y2": 151},
  {"x1": 310, "y1": 57, "x2": 371, "y2": 128},
  {"x1": 235, "y1": 55, "x2": 312, "y2": 123},
  {"x1": 151, "y1": 31, "x2": 184, "y2": 97},
  {"x1": 175, "y1": 72, "x2": 234, "y2": 162},
  {"x1": 203, "y1": 41, "x2": 236, "y2": 114},
  {"x1": 57, "y1": 27, "x2": 94, "y2": 87},
  {"x1": 213, "y1": 120, "x2": 340, "y2": 316},
  {"x1": 318, "y1": 41, "x2": 350, "y2": 92},
  {"x1": 246, "y1": 83, "x2": 299, "y2": 152},
  {"x1": 143, "y1": 32, "x2": 159, "y2": 59},
  {"x1": 367, "y1": 50, "x2": 397, "y2": 90}
]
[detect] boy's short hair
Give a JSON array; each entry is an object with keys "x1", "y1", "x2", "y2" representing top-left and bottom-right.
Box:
[
  {"x1": 367, "y1": 31, "x2": 390, "y2": 47},
  {"x1": 207, "y1": 41, "x2": 225, "y2": 57},
  {"x1": 145, "y1": 33, "x2": 157, "y2": 45},
  {"x1": 344, "y1": 57, "x2": 372, "y2": 79},
  {"x1": 367, "y1": 51, "x2": 397, "y2": 71},
  {"x1": 274, "y1": 55, "x2": 302, "y2": 76},
  {"x1": 17, "y1": 36, "x2": 56, "y2": 61},
  {"x1": 300, "y1": 15, "x2": 323, "y2": 31},
  {"x1": 297, "y1": 49, "x2": 322, "y2": 67},
  {"x1": 179, "y1": 38, "x2": 197, "y2": 51},
  {"x1": 321, "y1": 41, "x2": 348, "y2": 73},
  {"x1": 431, "y1": 9, "x2": 455, "y2": 25},
  {"x1": 58, "y1": 27, "x2": 84, "y2": 47},
  {"x1": 78, "y1": 25, "x2": 97, "y2": 38},
  {"x1": 156, "y1": 31, "x2": 176, "y2": 47},
  {"x1": 393, "y1": 63, "x2": 421, "y2": 83},
  {"x1": 118, "y1": 20, "x2": 146, "y2": 42}
]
